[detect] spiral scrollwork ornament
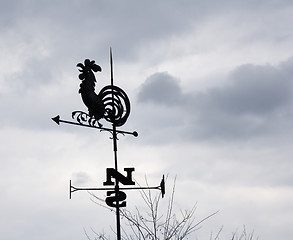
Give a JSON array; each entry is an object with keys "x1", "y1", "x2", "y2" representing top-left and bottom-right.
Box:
[{"x1": 99, "y1": 85, "x2": 130, "y2": 127}]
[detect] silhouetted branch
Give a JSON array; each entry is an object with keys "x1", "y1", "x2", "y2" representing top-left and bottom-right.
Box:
[{"x1": 85, "y1": 177, "x2": 256, "y2": 240}]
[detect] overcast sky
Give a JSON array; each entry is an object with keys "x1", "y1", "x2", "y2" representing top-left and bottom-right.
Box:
[{"x1": 1, "y1": 1, "x2": 293, "y2": 239}]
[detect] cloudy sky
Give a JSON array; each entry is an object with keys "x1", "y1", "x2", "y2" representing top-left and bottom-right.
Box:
[{"x1": 1, "y1": 0, "x2": 293, "y2": 239}]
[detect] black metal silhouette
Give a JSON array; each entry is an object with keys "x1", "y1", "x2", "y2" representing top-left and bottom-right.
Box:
[
  {"x1": 69, "y1": 175, "x2": 165, "y2": 199},
  {"x1": 77, "y1": 58, "x2": 130, "y2": 127},
  {"x1": 52, "y1": 49, "x2": 164, "y2": 240},
  {"x1": 99, "y1": 85, "x2": 130, "y2": 127},
  {"x1": 51, "y1": 114, "x2": 138, "y2": 137},
  {"x1": 77, "y1": 59, "x2": 104, "y2": 124}
]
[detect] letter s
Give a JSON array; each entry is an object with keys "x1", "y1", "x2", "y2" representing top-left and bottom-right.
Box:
[{"x1": 105, "y1": 190, "x2": 127, "y2": 208}]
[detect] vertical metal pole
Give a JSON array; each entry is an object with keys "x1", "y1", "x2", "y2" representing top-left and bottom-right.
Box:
[
  {"x1": 113, "y1": 126, "x2": 121, "y2": 240},
  {"x1": 110, "y1": 48, "x2": 121, "y2": 240}
]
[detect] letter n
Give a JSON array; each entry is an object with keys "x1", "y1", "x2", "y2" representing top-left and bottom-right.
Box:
[{"x1": 103, "y1": 168, "x2": 135, "y2": 186}]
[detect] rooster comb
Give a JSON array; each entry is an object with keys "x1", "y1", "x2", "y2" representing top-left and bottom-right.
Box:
[{"x1": 77, "y1": 59, "x2": 102, "y2": 80}]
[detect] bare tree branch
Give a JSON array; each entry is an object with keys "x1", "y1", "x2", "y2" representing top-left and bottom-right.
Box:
[{"x1": 86, "y1": 177, "x2": 256, "y2": 240}]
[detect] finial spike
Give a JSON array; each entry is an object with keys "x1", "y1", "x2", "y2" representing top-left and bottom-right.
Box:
[{"x1": 110, "y1": 48, "x2": 113, "y2": 86}]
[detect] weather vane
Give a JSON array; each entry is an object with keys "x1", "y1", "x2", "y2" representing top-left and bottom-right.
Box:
[{"x1": 52, "y1": 49, "x2": 165, "y2": 240}]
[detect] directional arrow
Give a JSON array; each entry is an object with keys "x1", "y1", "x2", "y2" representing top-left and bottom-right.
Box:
[{"x1": 52, "y1": 115, "x2": 138, "y2": 137}]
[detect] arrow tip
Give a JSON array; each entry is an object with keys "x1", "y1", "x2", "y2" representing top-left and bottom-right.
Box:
[{"x1": 52, "y1": 115, "x2": 60, "y2": 125}]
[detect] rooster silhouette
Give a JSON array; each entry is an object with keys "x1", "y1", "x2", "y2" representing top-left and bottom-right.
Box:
[{"x1": 77, "y1": 59, "x2": 105, "y2": 126}]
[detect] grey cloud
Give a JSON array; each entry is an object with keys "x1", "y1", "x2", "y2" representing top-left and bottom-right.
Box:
[
  {"x1": 2, "y1": 1, "x2": 293, "y2": 240},
  {"x1": 137, "y1": 72, "x2": 182, "y2": 105},
  {"x1": 1, "y1": 1, "x2": 198, "y2": 62},
  {"x1": 137, "y1": 58, "x2": 293, "y2": 141},
  {"x1": 215, "y1": 63, "x2": 292, "y2": 115},
  {"x1": 2, "y1": 0, "x2": 284, "y2": 64},
  {"x1": 192, "y1": 61, "x2": 293, "y2": 140}
]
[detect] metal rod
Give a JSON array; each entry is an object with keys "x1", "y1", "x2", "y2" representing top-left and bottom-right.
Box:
[
  {"x1": 110, "y1": 48, "x2": 114, "y2": 86},
  {"x1": 113, "y1": 126, "x2": 121, "y2": 240},
  {"x1": 70, "y1": 186, "x2": 161, "y2": 192},
  {"x1": 110, "y1": 49, "x2": 121, "y2": 240},
  {"x1": 52, "y1": 116, "x2": 138, "y2": 137},
  {"x1": 52, "y1": 53, "x2": 166, "y2": 240}
]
